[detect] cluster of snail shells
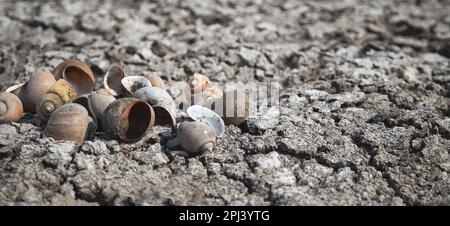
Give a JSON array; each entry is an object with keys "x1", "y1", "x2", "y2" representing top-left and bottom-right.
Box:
[
  {"x1": 187, "y1": 73, "x2": 250, "y2": 125},
  {"x1": 2, "y1": 59, "x2": 97, "y2": 144},
  {"x1": 1, "y1": 59, "x2": 250, "y2": 154},
  {"x1": 73, "y1": 89, "x2": 116, "y2": 131},
  {"x1": 101, "y1": 65, "x2": 176, "y2": 141}
]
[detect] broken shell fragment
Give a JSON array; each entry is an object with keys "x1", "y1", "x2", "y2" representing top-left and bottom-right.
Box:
[
  {"x1": 145, "y1": 72, "x2": 167, "y2": 90},
  {"x1": 133, "y1": 87, "x2": 177, "y2": 128},
  {"x1": 187, "y1": 105, "x2": 225, "y2": 137},
  {"x1": 72, "y1": 90, "x2": 116, "y2": 129},
  {"x1": 44, "y1": 103, "x2": 96, "y2": 144},
  {"x1": 5, "y1": 83, "x2": 25, "y2": 96},
  {"x1": 0, "y1": 92, "x2": 23, "y2": 123},
  {"x1": 177, "y1": 121, "x2": 216, "y2": 154},
  {"x1": 103, "y1": 65, "x2": 125, "y2": 96},
  {"x1": 37, "y1": 79, "x2": 77, "y2": 122},
  {"x1": 120, "y1": 76, "x2": 152, "y2": 97},
  {"x1": 52, "y1": 59, "x2": 95, "y2": 96},
  {"x1": 102, "y1": 98, "x2": 155, "y2": 142},
  {"x1": 5, "y1": 72, "x2": 56, "y2": 113}
]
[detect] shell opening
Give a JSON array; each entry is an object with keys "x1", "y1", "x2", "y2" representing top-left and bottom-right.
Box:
[
  {"x1": 64, "y1": 66, "x2": 94, "y2": 96},
  {"x1": 126, "y1": 102, "x2": 152, "y2": 140},
  {"x1": 154, "y1": 106, "x2": 175, "y2": 128},
  {"x1": 128, "y1": 80, "x2": 150, "y2": 94}
]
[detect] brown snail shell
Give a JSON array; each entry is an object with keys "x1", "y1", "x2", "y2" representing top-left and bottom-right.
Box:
[
  {"x1": 133, "y1": 87, "x2": 177, "y2": 128},
  {"x1": 145, "y1": 72, "x2": 167, "y2": 90},
  {"x1": 187, "y1": 105, "x2": 225, "y2": 137},
  {"x1": 52, "y1": 59, "x2": 95, "y2": 96},
  {"x1": 120, "y1": 76, "x2": 152, "y2": 97},
  {"x1": 5, "y1": 72, "x2": 56, "y2": 113},
  {"x1": 102, "y1": 98, "x2": 155, "y2": 142},
  {"x1": 103, "y1": 65, "x2": 125, "y2": 96},
  {"x1": 0, "y1": 92, "x2": 23, "y2": 123},
  {"x1": 73, "y1": 90, "x2": 115, "y2": 130},
  {"x1": 37, "y1": 79, "x2": 77, "y2": 122},
  {"x1": 188, "y1": 73, "x2": 210, "y2": 94},
  {"x1": 188, "y1": 73, "x2": 223, "y2": 106},
  {"x1": 44, "y1": 103, "x2": 96, "y2": 144},
  {"x1": 177, "y1": 121, "x2": 216, "y2": 154}
]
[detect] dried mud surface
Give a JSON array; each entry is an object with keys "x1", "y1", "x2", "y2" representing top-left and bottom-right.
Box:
[{"x1": 0, "y1": 0, "x2": 449, "y2": 206}]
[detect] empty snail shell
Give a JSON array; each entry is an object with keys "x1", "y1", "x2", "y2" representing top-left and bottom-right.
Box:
[
  {"x1": 120, "y1": 76, "x2": 152, "y2": 97},
  {"x1": 133, "y1": 87, "x2": 177, "y2": 128},
  {"x1": 52, "y1": 59, "x2": 95, "y2": 96},
  {"x1": 5, "y1": 72, "x2": 56, "y2": 113},
  {"x1": 37, "y1": 79, "x2": 77, "y2": 122},
  {"x1": 220, "y1": 89, "x2": 250, "y2": 125},
  {"x1": 0, "y1": 92, "x2": 23, "y2": 123},
  {"x1": 103, "y1": 65, "x2": 125, "y2": 96},
  {"x1": 102, "y1": 98, "x2": 155, "y2": 142},
  {"x1": 73, "y1": 89, "x2": 116, "y2": 130},
  {"x1": 188, "y1": 73, "x2": 223, "y2": 106},
  {"x1": 177, "y1": 121, "x2": 216, "y2": 154},
  {"x1": 145, "y1": 72, "x2": 167, "y2": 90},
  {"x1": 188, "y1": 73, "x2": 210, "y2": 94},
  {"x1": 187, "y1": 105, "x2": 225, "y2": 137},
  {"x1": 44, "y1": 103, "x2": 96, "y2": 144}
]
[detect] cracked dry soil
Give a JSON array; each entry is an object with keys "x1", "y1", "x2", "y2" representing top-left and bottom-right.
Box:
[{"x1": 0, "y1": 0, "x2": 450, "y2": 206}]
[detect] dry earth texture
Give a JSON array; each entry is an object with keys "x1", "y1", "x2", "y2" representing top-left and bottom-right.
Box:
[{"x1": 0, "y1": 0, "x2": 450, "y2": 206}]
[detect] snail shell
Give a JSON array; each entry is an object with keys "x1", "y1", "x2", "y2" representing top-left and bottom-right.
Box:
[
  {"x1": 0, "y1": 92, "x2": 23, "y2": 123},
  {"x1": 37, "y1": 79, "x2": 77, "y2": 122},
  {"x1": 44, "y1": 103, "x2": 96, "y2": 144},
  {"x1": 5, "y1": 72, "x2": 56, "y2": 113},
  {"x1": 52, "y1": 59, "x2": 95, "y2": 96},
  {"x1": 145, "y1": 72, "x2": 167, "y2": 90},
  {"x1": 189, "y1": 73, "x2": 210, "y2": 94},
  {"x1": 102, "y1": 98, "x2": 155, "y2": 142},
  {"x1": 120, "y1": 76, "x2": 152, "y2": 97},
  {"x1": 103, "y1": 65, "x2": 125, "y2": 96},
  {"x1": 133, "y1": 87, "x2": 177, "y2": 128},
  {"x1": 187, "y1": 105, "x2": 225, "y2": 137},
  {"x1": 177, "y1": 121, "x2": 216, "y2": 154},
  {"x1": 72, "y1": 89, "x2": 116, "y2": 130},
  {"x1": 188, "y1": 73, "x2": 223, "y2": 106}
]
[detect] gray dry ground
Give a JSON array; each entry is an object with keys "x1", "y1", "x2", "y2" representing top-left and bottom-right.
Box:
[{"x1": 0, "y1": 0, "x2": 449, "y2": 206}]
